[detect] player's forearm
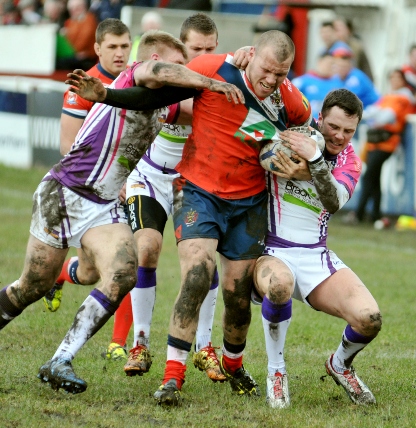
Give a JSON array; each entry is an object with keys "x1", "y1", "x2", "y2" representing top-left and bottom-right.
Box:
[
  {"x1": 150, "y1": 63, "x2": 218, "y2": 91},
  {"x1": 104, "y1": 86, "x2": 198, "y2": 111},
  {"x1": 308, "y1": 157, "x2": 349, "y2": 214}
]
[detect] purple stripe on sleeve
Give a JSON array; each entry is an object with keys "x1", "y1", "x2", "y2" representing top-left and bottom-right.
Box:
[{"x1": 90, "y1": 112, "x2": 117, "y2": 185}]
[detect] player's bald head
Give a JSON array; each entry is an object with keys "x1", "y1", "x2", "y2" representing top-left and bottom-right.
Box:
[{"x1": 254, "y1": 30, "x2": 295, "y2": 63}]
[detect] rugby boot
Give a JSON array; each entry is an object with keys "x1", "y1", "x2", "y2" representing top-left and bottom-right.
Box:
[
  {"x1": 266, "y1": 372, "x2": 290, "y2": 408},
  {"x1": 124, "y1": 343, "x2": 152, "y2": 376},
  {"x1": 43, "y1": 283, "x2": 63, "y2": 312},
  {"x1": 192, "y1": 342, "x2": 226, "y2": 382},
  {"x1": 154, "y1": 379, "x2": 182, "y2": 406},
  {"x1": 38, "y1": 357, "x2": 87, "y2": 394},
  {"x1": 219, "y1": 356, "x2": 260, "y2": 397},
  {"x1": 101, "y1": 342, "x2": 127, "y2": 361},
  {"x1": 325, "y1": 354, "x2": 376, "y2": 405}
]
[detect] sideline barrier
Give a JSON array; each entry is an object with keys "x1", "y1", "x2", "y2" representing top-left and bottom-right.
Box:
[
  {"x1": 0, "y1": 24, "x2": 58, "y2": 76},
  {"x1": 0, "y1": 77, "x2": 66, "y2": 169}
]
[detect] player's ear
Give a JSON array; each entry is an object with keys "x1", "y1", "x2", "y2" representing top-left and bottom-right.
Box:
[
  {"x1": 94, "y1": 42, "x2": 101, "y2": 57},
  {"x1": 150, "y1": 53, "x2": 161, "y2": 61},
  {"x1": 317, "y1": 112, "x2": 323, "y2": 127}
]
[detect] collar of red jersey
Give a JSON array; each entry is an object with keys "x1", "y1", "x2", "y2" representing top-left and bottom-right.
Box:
[{"x1": 240, "y1": 70, "x2": 283, "y2": 122}]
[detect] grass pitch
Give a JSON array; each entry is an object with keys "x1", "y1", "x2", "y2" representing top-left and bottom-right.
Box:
[{"x1": 0, "y1": 164, "x2": 415, "y2": 428}]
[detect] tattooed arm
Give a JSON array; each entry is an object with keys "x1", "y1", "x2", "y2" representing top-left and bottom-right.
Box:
[
  {"x1": 279, "y1": 129, "x2": 350, "y2": 214},
  {"x1": 134, "y1": 61, "x2": 244, "y2": 104},
  {"x1": 65, "y1": 64, "x2": 244, "y2": 110},
  {"x1": 308, "y1": 156, "x2": 350, "y2": 214}
]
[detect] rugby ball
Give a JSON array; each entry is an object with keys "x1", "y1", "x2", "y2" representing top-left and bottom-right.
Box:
[{"x1": 259, "y1": 127, "x2": 325, "y2": 173}]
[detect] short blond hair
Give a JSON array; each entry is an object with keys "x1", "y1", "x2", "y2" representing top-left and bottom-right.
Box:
[
  {"x1": 255, "y1": 30, "x2": 295, "y2": 63},
  {"x1": 137, "y1": 30, "x2": 188, "y2": 62}
]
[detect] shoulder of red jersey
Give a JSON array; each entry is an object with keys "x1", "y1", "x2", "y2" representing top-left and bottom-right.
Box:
[
  {"x1": 280, "y1": 78, "x2": 312, "y2": 126},
  {"x1": 186, "y1": 53, "x2": 228, "y2": 77}
]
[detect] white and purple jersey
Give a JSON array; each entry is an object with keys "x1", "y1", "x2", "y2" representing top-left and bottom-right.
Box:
[
  {"x1": 266, "y1": 143, "x2": 361, "y2": 248},
  {"x1": 50, "y1": 63, "x2": 178, "y2": 204},
  {"x1": 138, "y1": 123, "x2": 191, "y2": 174}
]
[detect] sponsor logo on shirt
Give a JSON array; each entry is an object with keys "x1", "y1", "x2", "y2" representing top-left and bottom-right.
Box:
[{"x1": 283, "y1": 180, "x2": 322, "y2": 214}]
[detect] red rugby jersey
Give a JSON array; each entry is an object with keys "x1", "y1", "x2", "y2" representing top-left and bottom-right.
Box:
[{"x1": 176, "y1": 53, "x2": 311, "y2": 199}]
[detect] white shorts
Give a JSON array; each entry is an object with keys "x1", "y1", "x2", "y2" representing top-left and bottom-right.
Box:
[
  {"x1": 263, "y1": 245, "x2": 348, "y2": 305},
  {"x1": 30, "y1": 176, "x2": 127, "y2": 249},
  {"x1": 126, "y1": 157, "x2": 179, "y2": 217}
]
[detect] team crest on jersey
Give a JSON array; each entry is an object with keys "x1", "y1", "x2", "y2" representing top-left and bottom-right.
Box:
[
  {"x1": 269, "y1": 88, "x2": 283, "y2": 109},
  {"x1": 184, "y1": 209, "x2": 198, "y2": 227},
  {"x1": 67, "y1": 92, "x2": 78, "y2": 105},
  {"x1": 234, "y1": 108, "x2": 277, "y2": 147}
]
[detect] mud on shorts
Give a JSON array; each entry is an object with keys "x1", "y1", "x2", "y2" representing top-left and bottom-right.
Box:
[
  {"x1": 125, "y1": 159, "x2": 180, "y2": 235},
  {"x1": 263, "y1": 245, "x2": 349, "y2": 305},
  {"x1": 30, "y1": 175, "x2": 127, "y2": 249},
  {"x1": 172, "y1": 176, "x2": 267, "y2": 260}
]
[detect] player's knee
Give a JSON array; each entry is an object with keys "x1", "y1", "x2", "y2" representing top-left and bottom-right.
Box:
[
  {"x1": 223, "y1": 286, "x2": 251, "y2": 330},
  {"x1": 360, "y1": 308, "x2": 382, "y2": 337},
  {"x1": 222, "y1": 283, "x2": 252, "y2": 338},
  {"x1": 15, "y1": 271, "x2": 55, "y2": 306},
  {"x1": 137, "y1": 242, "x2": 161, "y2": 266},
  {"x1": 110, "y1": 259, "x2": 137, "y2": 298},
  {"x1": 267, "y1": 271, "x2": 293, "y2": 304},
  {"x1": 180, "y1": 262, "x2": 212, "y2": 306}
]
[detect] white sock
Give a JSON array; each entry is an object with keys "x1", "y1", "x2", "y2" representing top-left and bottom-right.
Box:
[
  {"x1": 262, "y1": 315, "x2": 291, "y2": 375},
  {"x1": 53, "y1": 295, "x2": 112, "y2": 360},
  {"x1": 131, "y1": 286, "x2": 155, "y2": 348},
  {"x1": 222, "y1": 346, "x2": 244, "y2": 359},
  {"x1": 167, "y1": 345, "x2": 188, "y2": 365},
  {"x1": 332, "y1": 326, "x2": 371, "y2": 372},
  {"x1": 195, "y1": 286, "x2": 219, "y2": 351}
]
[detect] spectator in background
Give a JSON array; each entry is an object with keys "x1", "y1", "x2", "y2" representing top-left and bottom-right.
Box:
[
  {"x1": 348, "y1": 69, "x2": 415, "y2": 228},
  {"x1": 291, "y1": 52, "x2": 338, "y2": 119},
  {"x1": 333, "y1": 16, "x2": 374, "y2": 81},
  {"x1": 401, "y1": 44, "x2": 416, "y2": 95},
  {"x1": 42, "y1": 0, "x2": 66, "y2": 26},
  {"x1": 331, "y1": 42, "x2": 380, "y2": 109},
  {"x1": 18, "y1": 0, "x2": 42, "y2": 24},
  {"x1": 129, "y1": 10, "x2": 163, "y2": 65},
  {"x1": 319, "y1": 21, "x2": 343, "y2": 55},
  {"x1": 56, "y1": 0, "x2": 98, "y2": 70},
  {"x1": 2, "y1": 1, "x2": 22, "y2": 24}
]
